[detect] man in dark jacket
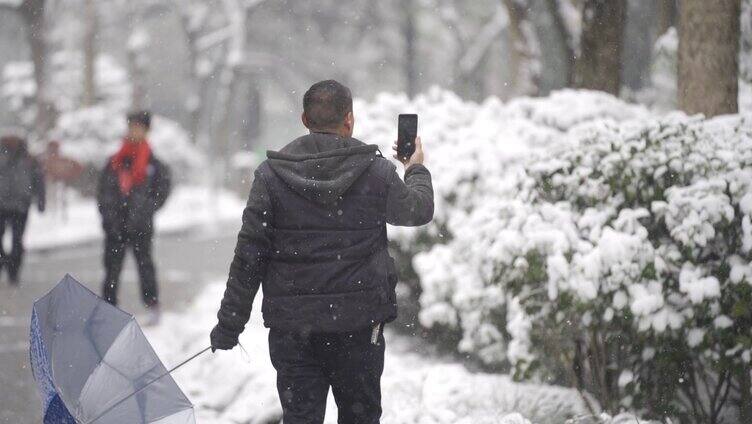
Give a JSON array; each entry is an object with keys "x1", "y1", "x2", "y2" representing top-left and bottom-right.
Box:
[
  {"x1": 0, "y1": 133, "x2": 45, "y2": 285},
  {"x1": 210, "y1": 80, "x2": 434, "y2": 423},
  {"x1": 97, "y1": 111, "x2": 171, "y2": 325}
]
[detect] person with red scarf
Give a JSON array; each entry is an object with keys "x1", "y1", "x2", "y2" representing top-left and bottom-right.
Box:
[{"x1": 97, "y1": 111, "x2": 171, "y2": 325}]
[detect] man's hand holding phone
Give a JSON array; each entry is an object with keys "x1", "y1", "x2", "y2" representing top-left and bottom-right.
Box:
[
  {"x1": 392, "y1": 136, "x2": 424, "y2": 169},
  {"x1": 394, "y1": 113, "x2": 421, "y2": 169}
]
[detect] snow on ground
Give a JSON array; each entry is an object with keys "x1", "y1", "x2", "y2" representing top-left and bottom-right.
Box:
[
  {"x1": 145, "y1": 281, "x2": 591, "y2": 424},
  {"x1": 24, "y1": 186, "x2": 245, "y2": 250}
]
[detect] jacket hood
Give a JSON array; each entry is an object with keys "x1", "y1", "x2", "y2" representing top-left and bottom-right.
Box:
[{"x1": 266, "y1": 133, "x2": 379, "y2": 205}]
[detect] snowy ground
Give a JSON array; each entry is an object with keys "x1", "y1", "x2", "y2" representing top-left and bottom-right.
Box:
[
  {"x1": 144, "y1": 282, "x2": 592, "y2": 424},
  {"x1": 24, "y1": 185, "x2": 246, "y2": 250}
]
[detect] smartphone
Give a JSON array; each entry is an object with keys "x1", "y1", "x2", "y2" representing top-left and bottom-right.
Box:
[{"x1": 397, "y1": 114, "x2": 418, "y2": 161}]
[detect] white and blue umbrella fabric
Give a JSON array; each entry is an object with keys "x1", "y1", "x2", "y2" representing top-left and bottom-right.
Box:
[{"x1": 30, "y1": 274, "x2": 196, "y2": 424}]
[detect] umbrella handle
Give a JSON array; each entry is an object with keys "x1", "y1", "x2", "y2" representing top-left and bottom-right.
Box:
[{"x1": 82, "y1": 346, "x2": 212, "y2": 424}]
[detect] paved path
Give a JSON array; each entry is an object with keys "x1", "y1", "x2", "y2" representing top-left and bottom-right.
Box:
[{"x1": 0, "y1": 225, "x2": 240, "y2": 423}]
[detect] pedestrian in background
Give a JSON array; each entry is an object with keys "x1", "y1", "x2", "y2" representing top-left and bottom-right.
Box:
[
  {"x1": 0, "y1": 131, "x2": 45, "y2": 285},
  {"x1": 97, "y1": 111, "x2": 171, "y2": 325}
]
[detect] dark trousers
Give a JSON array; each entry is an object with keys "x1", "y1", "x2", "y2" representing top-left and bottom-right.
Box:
[
  {"x1": 0, "y1": 210, "x2": 28, "y2": 282},
  {"x1": 269, "y1": 325, "x2": 385, "y2": 424},
  {"x1": 102, "y1": 230, "x2": 158, "y2": 306}
]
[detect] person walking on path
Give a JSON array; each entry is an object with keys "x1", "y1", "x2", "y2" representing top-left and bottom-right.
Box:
[
  {"x1": 0, "y1": 132, "x2": 45, "y2": 285},
  {"x1": 210, "y1": 80, "x2": 434, "y2": 423},
  {"x1": 97, "y1": 111, "x2": 171, "y2": 325}
]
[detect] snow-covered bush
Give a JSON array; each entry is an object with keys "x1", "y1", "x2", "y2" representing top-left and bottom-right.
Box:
[
  {"x1": 355, "y1": 87, "x2": 648, "y2": 343},
  {"x1": 355, "y1": 87, "x2": 647, "y2": 269},
  {"x1": 357, "y1": 88, "x2": 752, "y2": 421},
  {"x1": 356, "y1": 87, "x2": 649, "y2": 246},
  {"x1": 415, "y1": 112, "x2": 752, "y2": 422}
]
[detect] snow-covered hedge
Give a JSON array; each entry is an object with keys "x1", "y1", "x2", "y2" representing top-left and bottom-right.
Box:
[
  {"x1": 355, "y1": 87, "x2": 649, "y2": 248},
  {"x1": 356, "y1": 89, "x2": 752, "y2": 421},
  {"x1": 354, "y1": 87, "x2": 648, "y2": 332},
  {"x1": 431, "y1": 112, "x2": 752, "y2": 421},
  {"x1": 354, "y1": 87, "x2": 649, "y2": 311}
]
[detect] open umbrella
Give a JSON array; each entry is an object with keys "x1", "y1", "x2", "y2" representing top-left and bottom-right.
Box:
[{"x1": 30, "y1": 274, "x2": 202, "y2": 423}]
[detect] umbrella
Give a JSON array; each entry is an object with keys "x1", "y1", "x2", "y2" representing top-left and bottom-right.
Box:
[{"x1": 30, "y1": 274, "x2": 202, "y2": 423}]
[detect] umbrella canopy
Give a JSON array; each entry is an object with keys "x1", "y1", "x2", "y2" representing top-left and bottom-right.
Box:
[{"x1": 30, "y1": 274, "x2": 195, "y2": 424}]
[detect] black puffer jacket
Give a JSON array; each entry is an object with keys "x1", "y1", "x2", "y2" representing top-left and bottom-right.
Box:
[
  {"x1": 0, "y1": 144, "x2": 45, "y2": 214},
  {"x1": 96, "y1": 156, "x2": 171, "y2": 236},
  {"x1": 216, "y1": 133, "x2": 433, "y2": 336}
]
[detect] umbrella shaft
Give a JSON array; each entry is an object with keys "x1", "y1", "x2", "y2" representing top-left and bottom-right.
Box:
[{"x1": 83, "y1": 346, "x2": 211, "y2": 424}]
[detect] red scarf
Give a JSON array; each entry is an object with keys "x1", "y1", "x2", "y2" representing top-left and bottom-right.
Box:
[{"x1": 111, "y1": 139, "x2": 151, "y2": 195}]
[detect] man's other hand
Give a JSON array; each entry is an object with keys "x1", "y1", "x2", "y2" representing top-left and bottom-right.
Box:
[
  {"x1": 210, "y1": 325, "x2": 238, "y2": 352},
  {"x1": 392, "y1": 136, "x2": 424, "y2": 169}
]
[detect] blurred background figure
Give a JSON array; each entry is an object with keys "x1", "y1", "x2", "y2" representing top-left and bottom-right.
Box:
[
  {"x1": 0, "y1": 131, "x2": 45, "y2": 285},
  {"x1": 38, "y1": 140, "x2": 83, "y2": 222},
  {"x1": 97, "y1": 111, "x2": 171, "y2": 326}
]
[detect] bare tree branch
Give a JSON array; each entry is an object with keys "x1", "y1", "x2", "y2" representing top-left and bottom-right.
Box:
[{"x1": 501, "y1": 0, "x2": 540, "y2": 95}]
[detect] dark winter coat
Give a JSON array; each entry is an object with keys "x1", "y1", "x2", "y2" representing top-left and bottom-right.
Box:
[
  {"x1": 97, "y1": 155, "x2": 171, "y2": 236},
  {"x1": 216, "y1": 132, "x2": 434, "y2": 337},
  {"x1": 0, "y1": 145, "x2": 45, "y2": 214}
]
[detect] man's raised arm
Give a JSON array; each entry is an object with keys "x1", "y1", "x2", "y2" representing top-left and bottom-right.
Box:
[{"x1": 385, "y1": 137, "x2": 434, "y2": 227}]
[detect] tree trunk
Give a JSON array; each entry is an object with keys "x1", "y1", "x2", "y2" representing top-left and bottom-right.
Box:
[
  {"x1": 657, "y1": 0, "x2": 676, "y2": 36},
  {"x1": 126, "y1": 34, "x2": 147, "y2": 110},
  {"x1": 622, "y1": 0, "x2": 655, "y2": 90},
  {"x1": 19, "y1": 0, "x2": 54, "y2": 135},
  {"x1": 82, "y1": 0, "x2": 97, "y2": 106},
  {"x1": 545, "y1": 0, "x2": 576, "y2": 86},
  {"x1": 678, "y1": 0, "x2": 740, "y2": 117},
  {"x1": 184, "y1": 35, "x2": 203, "y2": 145},
  {"x1": 574, "y1": 0, "x2": 626, "y2": 95},
  {"x1": 179, "y1": 6, "x2": 203, "y2": 146},
  {"x1": 502, "y1": 0, "x2": 540, "y2": 96},
  {"x1": 216, "y1": 67, "x2": 241, "y2": 160},
  {"x1": 403, "y1": 0, "x2": 418, "y2": 98},
  {"x1": 212, "y1": 0, "x2": 252, "y2": 185},
  {"x1": 738, "y1": 368, "x2": 752, "y2": 424},
  {"x1": 243, "y1": 78, "x2": 262, "y2": 151}
]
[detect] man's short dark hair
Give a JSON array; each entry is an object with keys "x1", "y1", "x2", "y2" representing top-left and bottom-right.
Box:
[
  {"x1": 303, "y1": 80, "x2": 353, "y2": 130},
  {"x1": 127, "y1": 110, "x2": 152, "y2": 129}
]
